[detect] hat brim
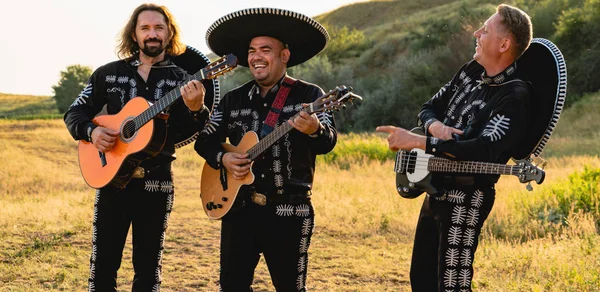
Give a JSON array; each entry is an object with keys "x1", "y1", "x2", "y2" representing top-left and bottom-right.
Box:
[
  {"x1": 206, "y1": 8, "x2": 329, "y2": 67},
  {"x1": 171, "y1": 45, "x2": 221, "y2": 148},
  {"x1": 513, "y1": 38, "x2": 567, "y2": 159}
]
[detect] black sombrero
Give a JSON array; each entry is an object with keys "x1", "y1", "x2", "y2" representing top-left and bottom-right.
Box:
[
  {"x1": 513, "y1": 38, "x2": 567, "y2": 160},
  {"x1": 171, "y1": 45, "x2": 220, "y2": 148},
  {"x1": 205, "y1": 8, "x2": 329, "y2": 67}
]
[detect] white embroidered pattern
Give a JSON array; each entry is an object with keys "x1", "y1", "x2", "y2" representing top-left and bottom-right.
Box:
[
  {"x1": 71, "y1": 83, "x2": 93, "y2": 107},
  {"x1": 275, "y1": 204, "x2": 294, "y2": 216},
  {"x1": 451, "y1": 206, "x2": 467, "y2": 225},
  {"x1": 447, "y1": 190, "x2": 466, "y2": 204},
  {"x1": 272, "y1": 145, "x2": 281, "y2": 158},
  {"x1": 482, "y1": 114, "x2": 510, "y2": 142},
  {"x1": 240, "y1": 109, "x2": 252, "y2": 116},
  {"x1": 461, "y1": 249, "x2": 472, "y2": 266},
  {"x1": 284, "y1": 134, "x2": 293, "y2": 179},
  {"x1": 275, "y1": 174, "x2": 284, "y2": 188},
  {"x1": 448, "y1": 226, "x2": 462, "y2": 245},
  {"x1": 301, "y1": 218, "x2": 313, "y2": 235},
  {"x1": 283, "y1": 104, "x2": 295, "y2": 113},
  {"x1": 273, "y1": 160, "x2": 282, "y2": 173},
  {"x1": 296, "y1": 274, "x2": 305, "y2": 291},
  {"x1": 318, "y1": 112, "x2": 333, "y2": 127},
  {"x1": 166, "y1": 79, "x2": 177, "y2": 87},
  {"x1": 297, "y1": 255, "x2": 307, "y2": 273},
  {"x1": 230, "y1": 109, "x2": 240, "y2": 118},
  {"x1": 471, "y1": 189, "x2": 484, "y2": 208},
  {"x1": 296, "y1": 205, "x2": 310, "y2": 217},
  {"x1": 105, "y1": 75, "x2": 116, "y2": 83},
  {"x1": 445, "y1": 248, "x2": 460, "y2": 267},
  {"x1": 467, "y1": 209, "x2": 480, "y2": 227},
  {"x1": 160, "y1": 181, "x2": 173, "y2": 193},
  {"x1": 299, "y1": 237, "x2": 309, "y2": 254},
  {"x1": 145, "y1": 180, "x2": 161, "y2": 192},
  {"x1": 202, "y1": 108, "x2": 222, "y2": 134},
  {"x1": 444, "y1": 269, "x2": 457, "y2": 288},
  {"x1": 459, "y1": 269, "x2": 472, "y2": 287},
  {"x1": 463, "y1": 228, "x2": 476, "y2": 247},
  {"x1": 166, "y1": 193, "x2": 174, "y2": 211},
  {"x1": 117, "y1": 76, "x2": 129, "y2": 83}
]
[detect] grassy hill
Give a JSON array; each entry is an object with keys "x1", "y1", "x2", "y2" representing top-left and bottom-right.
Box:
[{"x1": 0, "y1": 93, "x2": 61, "y2": 120}]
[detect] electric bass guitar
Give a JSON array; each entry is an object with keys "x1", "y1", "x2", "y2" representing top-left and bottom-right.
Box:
[
  {"x1": 200, "y1": 86, "x2": 362, "y2": 219},
  {"x1": 78, "y1": 54, "x2": 237, "y2": 189},
  {"x1": 395, "y1": 128, "x2": 545, "y2": 199}
]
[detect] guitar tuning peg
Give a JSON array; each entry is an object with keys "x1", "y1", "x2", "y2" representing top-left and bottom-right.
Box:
[{"x1": 526, "y1": 182, "x2": 533, "y2": 192}]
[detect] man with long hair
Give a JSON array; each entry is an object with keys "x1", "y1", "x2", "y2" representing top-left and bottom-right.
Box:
[{"x1": 64, "y1": 4, "x2": 214, "y2": 290}]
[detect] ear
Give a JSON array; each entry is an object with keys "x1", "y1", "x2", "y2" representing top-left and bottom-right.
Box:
[
  {"x1": 281, "y1": 48, "x2": 291, "y2": 64},
  {"x1": 131, "y1": 32, "x2": 137, "y2": 43},
  {"x1": 499, "y1": 37, "x2": 512, "y2": 54}
]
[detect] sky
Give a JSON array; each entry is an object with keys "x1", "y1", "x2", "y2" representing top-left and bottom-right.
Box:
[{"x1": 1, "y1": 0, "x2": 367, "y2": 96}]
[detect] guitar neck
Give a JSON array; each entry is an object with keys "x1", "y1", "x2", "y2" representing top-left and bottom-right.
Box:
[
  {"x1": 246, "y1": 111, "x2": 302, "y2": 160},
  {"x1": 428, "y1": 157, "x2": 517, "y2": 175},
  {"x1": 132, "y1": 71, "x2": 207, "y2": 131}
]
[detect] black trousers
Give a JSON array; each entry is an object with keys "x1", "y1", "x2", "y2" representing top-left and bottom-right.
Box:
[
  {"x1": 410, "y1": 185, "x2": 495, "y2": 292},
  {"x1": 88, "y1": 165, "x2": 174, "y2": 292},
  {"x1": 219, "y1": 199, "x2": 315, "y2": 292}
]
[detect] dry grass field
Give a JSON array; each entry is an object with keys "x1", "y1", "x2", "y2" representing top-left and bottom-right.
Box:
[{"x1": 1, "y1": 119, "x2": 599, "y2": 291}]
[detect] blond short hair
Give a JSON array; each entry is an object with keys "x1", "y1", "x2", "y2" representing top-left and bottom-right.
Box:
[{"x1": 496, "y1": 4, "x2": 533, "y2": 58}]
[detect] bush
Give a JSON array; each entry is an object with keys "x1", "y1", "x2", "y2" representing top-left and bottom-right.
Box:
[{"x1": 52, "y1": 65, "x2": 92, "y2": 113}]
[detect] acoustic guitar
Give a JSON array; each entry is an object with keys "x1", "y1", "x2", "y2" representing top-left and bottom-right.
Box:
[
  {"x1": 200, "y1": 86, "x2": 362, "y2": 219},
  {"x1": 394, "y1": 128, "x2": 545, "y2": 199},
  {"x1": 78, "y1": 54, "x2": 237, "y2": 189}
]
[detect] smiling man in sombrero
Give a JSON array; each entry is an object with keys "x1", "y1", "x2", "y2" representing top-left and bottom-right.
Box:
[
  {"x1": 195, "y1": 8, "x2": 337, "y2": 291},
  {"x1": 376, "y1": 4, "x2": 566, "y2": 291}
]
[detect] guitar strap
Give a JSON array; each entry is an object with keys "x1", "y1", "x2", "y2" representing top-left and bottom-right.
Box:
[
  {"x1": 220, "y1": 76, "x2": 297, "y2": 192},
  {"x1": 259, "y1": 76, "x2": 297, "y2": 138}
]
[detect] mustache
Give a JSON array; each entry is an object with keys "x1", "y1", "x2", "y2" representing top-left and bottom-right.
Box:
[{"x1": 144, "y1": 38, "x2": 162, "y2": 45}]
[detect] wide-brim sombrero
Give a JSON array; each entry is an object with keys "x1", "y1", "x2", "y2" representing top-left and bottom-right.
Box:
[
  {"x1": 512, "y1": 38, "x2": 567, "y2": 160},
  {"x1": 205, "y1": 8, "x2": 329, "y2": 67},
  {"x1": 171, "y1": 45, "x2": 220, "y2": 148}
]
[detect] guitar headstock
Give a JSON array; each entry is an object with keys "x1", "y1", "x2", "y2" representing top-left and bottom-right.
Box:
[
  {"x1": 203, "y1": 54, "x2": 238, "y2": 80},
  {"x1": 306, "y1": 85, "x2": 363, "y2": 114},
  {"x1": 515, "y1": 159, "x2": 545, "y2": 185}
]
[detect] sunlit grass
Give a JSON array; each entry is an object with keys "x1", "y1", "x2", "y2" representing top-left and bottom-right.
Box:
[{"x1": 1, "y1": 119, "x2": 600, "y2": 291}]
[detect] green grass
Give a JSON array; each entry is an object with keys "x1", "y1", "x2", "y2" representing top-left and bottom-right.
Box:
[{"x1": 0, "y1": 93, "x2": 61, "y2": 120}]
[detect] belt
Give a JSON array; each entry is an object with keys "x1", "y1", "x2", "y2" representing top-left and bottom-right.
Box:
[
  {"x1": 250, "y1": 191, "x2": 311, "y2": 206},
  {"x1": 131, "y1": 163, "x2": 171, "y2": 179}
]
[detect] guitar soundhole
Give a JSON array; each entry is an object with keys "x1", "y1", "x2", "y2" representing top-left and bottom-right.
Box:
[{"x1": 122, "y1": 120, "x2": 137, "y2": 139}]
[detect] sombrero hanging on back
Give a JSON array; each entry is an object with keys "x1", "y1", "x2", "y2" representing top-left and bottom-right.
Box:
[
  {"x1": 205, "y1": 7, "x2": 329, "y2": 67},
  {"x1": 171, "y1": 45, "x2": 221, "y2": 148},
  {"x1": 512, "y1": 38, "x2": 567, "y2": 160}
]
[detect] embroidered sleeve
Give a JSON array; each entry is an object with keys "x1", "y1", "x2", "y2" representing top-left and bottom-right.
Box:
[
  {"x1": 63, "y1": 67, "x2": 108, "y2": 142},
  {"x1": 195, "y1": 94, "x2": 228, "y2": 169}
]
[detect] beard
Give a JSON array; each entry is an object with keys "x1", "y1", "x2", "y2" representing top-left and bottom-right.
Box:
[{"x1": 140, "y1": 38, "x2": 165, "y2": 57}]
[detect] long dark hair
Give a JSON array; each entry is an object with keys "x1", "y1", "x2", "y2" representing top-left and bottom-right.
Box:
[{"x1": 117, "y1": 3, "x2": 185, "y2": 59}]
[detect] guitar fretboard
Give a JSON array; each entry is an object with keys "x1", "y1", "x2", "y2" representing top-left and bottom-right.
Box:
[
  {"x1": 130, "y1": 71, "x2": 206, "y2": 132},
  {"x1": 428, "y1": 157, "x2": 516, "y2": 175},
  {"x1": 246, "y1": 111, "x2": 302, "y2": 160}
]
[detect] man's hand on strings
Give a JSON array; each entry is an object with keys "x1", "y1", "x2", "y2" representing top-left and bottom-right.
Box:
[
  {"x1": 288, "y1": 106, "x2": 321, "y2": 135},
  {"x1": 91, "y1": 127, "x2": 120, "y2": 153},
  {"x1": 223, "y1": 152, "x2": 252, "y2": 180},
  {"x1": 181, "y1": 80, "x2": 206, "y2": 112},
  {"x1": 376, "y1": 125, "x2": 426, "y2": 152}
]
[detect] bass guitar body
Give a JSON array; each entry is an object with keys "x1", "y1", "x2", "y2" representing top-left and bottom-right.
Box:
[{"x1": 77, "y1": 97, "x2": 167, "y2": 189}]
